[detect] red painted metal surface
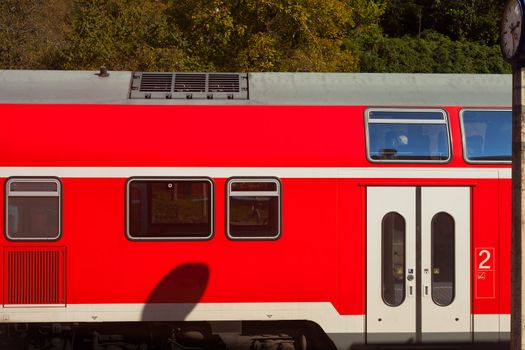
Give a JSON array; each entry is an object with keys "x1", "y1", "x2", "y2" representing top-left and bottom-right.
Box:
[{"x1": 0, "y1": 103, "x2": 511, "y2": 323}]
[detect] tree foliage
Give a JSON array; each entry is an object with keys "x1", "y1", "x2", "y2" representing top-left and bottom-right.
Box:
[
  {"x1": 0, "y1": 0, "x2": 513, "y2": 73},
  {"x1": 61, "y1": 0, "x2": 190, "y2": 71},
  {"x1": 0, "y1": 0, "x2": 68, "y2": 69},
  {"x1": 60, "y1": 0, "x2": 357, "y2": 72},
  {"x1": 349, "y1": 30, "x2": 510, "y2": 74},
  {"x1": 381, "y1": 0, "x2": 506, "y2": 45},
  {"x1": 348, "y1": 0, "x2": 511, "y2": 73}
]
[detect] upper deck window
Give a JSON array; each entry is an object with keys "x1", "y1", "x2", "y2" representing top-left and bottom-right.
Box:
[
  {"x1": 460, "y1": 110, "x2": 511, "y2": 163},
  {"x1": 366, "y1": 109, "x2": 450, "y2": 162},
  {"x1": 126, "y1": 178, "x2": 213, "y2": 240},
  {"x1": 5, "y1": 178, "x2": 62, "y2": 240}
]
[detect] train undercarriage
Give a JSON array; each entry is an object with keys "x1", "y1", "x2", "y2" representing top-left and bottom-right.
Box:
[{"x1": 0, "y1": 321, "x2": 334, "y2": 350}]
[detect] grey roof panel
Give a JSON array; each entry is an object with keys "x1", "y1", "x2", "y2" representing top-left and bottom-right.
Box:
[
  {"x1": 0, "y1": 70, "x2": 131, "y2": 104},
  {"x1": 248, "y1": 73, "x2": 511, "y2": 106},
  {"x1": 0, "y1": 70, "x2": 512, "y2": 107}
]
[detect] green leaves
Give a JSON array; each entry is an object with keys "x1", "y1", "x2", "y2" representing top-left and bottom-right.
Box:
[
  {"x1": 351, "y1": 30, "x2": 510, "y2": 74},
  {"x1": 0, "y1": 0, "x2": 68, "y2": 69},
  {"x1": 350, "y1": 0, "x2": 511, "y2": 73},
  {"x1": 0, "y1": 0, "x2": 512, "y2": 73},
  {"x1": 61, "y1": 0, "x2": 188, "y2": 71},
  {"x1": 165, "y1": 0, "x2": 357, "y2": 72},
  {"x1": 55, "y1": 0, "x2": 358, "y2": 72}
]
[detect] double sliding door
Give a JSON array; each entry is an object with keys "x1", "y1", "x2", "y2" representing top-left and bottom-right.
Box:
[{"x1": 366, "y1": 186, "x2": 470, "y2": 342}]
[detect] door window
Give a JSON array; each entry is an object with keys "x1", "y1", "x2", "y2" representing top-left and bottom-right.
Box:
[
  {"x1": 431, "y1": 212, "x2": 455, "y2": 306},
  {"x1": 382, "y1": 212, "x2": 406, "y2": 307}
]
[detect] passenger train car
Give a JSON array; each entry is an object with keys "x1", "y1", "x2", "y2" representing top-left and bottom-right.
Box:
[{"x1": 0, "y1": 70, "x2": 513, "y2": 349}]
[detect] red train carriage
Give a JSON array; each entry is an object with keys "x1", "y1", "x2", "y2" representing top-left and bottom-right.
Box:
[{"x1": 0, "y1": 70, "x2": 512, "y2": 349}]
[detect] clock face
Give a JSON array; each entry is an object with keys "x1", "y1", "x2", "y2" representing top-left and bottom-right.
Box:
[{"x1": 501, "y1": 0, "x2": 524, "y2": 60}]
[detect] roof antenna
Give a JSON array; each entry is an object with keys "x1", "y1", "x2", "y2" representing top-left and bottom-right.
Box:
[{"x1": 96, "y1": 66, "x2": 110, "y2": 77}]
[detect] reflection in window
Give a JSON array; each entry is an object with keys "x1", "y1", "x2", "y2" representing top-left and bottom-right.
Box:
[
  {"x1": 6, "y1": 179, "x2": 61, "y2": 240},
  {"x1": 127, "y1": 179, "x2": 212, "y2": 239},
  {"x1": 382, "y1": 212, "x2": 406, "y2": 307},
  {"x1": 431, "y1": 212, "x2": 455, "y2": 306},
  {"x1": 227, "y1": 179, "x2": 280, "y2": 239},
  {"x1": 367, "y1": 110, "x2": 450, "y2": 161},
  {"x1": 462, "y1": 110, "x2": 511, "y2": 162},
  {"x1": 369, "y1": 111, "x2": 445, "y2": 120}
]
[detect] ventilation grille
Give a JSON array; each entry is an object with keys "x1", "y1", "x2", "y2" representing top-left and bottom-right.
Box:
[
  {"x1": 3, "y1": 247, "x2": 66, "y2": 307},
  {"x1": 139, "y1": 73, "x2": 173, "y2": 92},
  {"x1": 130, "y1": 72, "x2": 248, "y2": 100},
  {"x1": 208, "y1": 74, "x2": 240, "y2": 92},
  {"x1": 174, "y1": 74, "x2": 206, "y2": 92}
]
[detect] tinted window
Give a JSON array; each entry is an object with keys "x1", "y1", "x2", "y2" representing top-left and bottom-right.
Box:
[
  {"x1": 367, "y1": 110, "x2": 450, "y2": 162},
  {"x1": 370, "y1": 111, "x2": 445, "y2": 120},
  {"x1": 231, "y1": 182, "x2": 277, "y2": 191},
  {"x1": 6, "y1": 179, "x2": 61, "y2": 240},
  {"x1": 431, "y1": 212, "x2": 455, "y2": 307},
  {"x1": 127, "y1": 179, "x2": 213, "y2": 239},
  {"x1": 382, "y1": 212, "x2": 406, "y2": 307},
  {"x1": 10, "y1": 182, "x2": 58, "y2": 192},
  {"x1": 227, "y1": 179, "x2": 281, "y2": 239},
  {"x1": 462, "y1": 110, "x2": 511, "y2": 162}
]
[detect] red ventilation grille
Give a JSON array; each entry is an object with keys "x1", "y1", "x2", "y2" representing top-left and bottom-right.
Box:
[{"x1": 3, "y1": 247, "x2": 66, "y2": 306}]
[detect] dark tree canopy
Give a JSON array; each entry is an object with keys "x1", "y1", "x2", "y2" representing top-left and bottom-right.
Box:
[
  {"x1": 381, "y1": 0, "x2": 507, "y2": 45},
  {"x1": 350, "y1": 0, "x2": 510, "y2": 73}
]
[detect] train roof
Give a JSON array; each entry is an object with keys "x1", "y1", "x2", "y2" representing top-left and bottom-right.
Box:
[{"x1": 0, "y1": 70, "x2": 511, "y2": 107}]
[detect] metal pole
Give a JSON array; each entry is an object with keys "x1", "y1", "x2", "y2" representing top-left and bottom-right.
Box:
[{"x1": 512, "y1": 66, "x2": 525, "y2": 350}]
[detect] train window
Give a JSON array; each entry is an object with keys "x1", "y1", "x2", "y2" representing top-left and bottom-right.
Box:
[
  {"x1": 227, "y1": 178, "x2": 281, "y2": 240},
  {"x1": 381, "y1": 212, "x2": 406, "y2": 307},
  {"x1": 5, "y1": 178, "x2": 62, "y2": 240},
  {"x1": 431, "y1": 212, "x2": 455, "y2": 307},
  {"x1": 366, "y1": 109, "x2": 450, "y2": 162},
  {"x1": 126, "y1": 178, "x2": 213, "y2": 240},
  {"x1": 460, "y1": 109, "x2": 511, "y2": 163}
]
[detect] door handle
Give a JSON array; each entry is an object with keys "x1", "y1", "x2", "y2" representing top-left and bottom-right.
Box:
[{"x1": 407, "y1": 269, "x2": 414, "y2": 297}]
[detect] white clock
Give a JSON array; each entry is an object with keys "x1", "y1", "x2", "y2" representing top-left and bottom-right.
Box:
[{"x1": 501, "y1": 0, "x2": 525, "y2": 62}]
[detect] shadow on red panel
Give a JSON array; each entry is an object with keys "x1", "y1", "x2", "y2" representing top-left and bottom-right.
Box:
[{"x1": 141, "y1": 263, "x2": 209, "y2": 322}]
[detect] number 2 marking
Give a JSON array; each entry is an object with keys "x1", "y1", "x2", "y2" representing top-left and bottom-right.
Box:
[{"x1": 478, "y1": 249, "x2": 491, "y2": 270}]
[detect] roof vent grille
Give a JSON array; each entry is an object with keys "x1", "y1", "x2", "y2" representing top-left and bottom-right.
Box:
[
  {"x1": 174, "y1": 74, "x2": 206, "y2": 92},
  {"x1": 139, "y1": 73, "x2": 173, "y2": 92},
  {"x1": 130, "y1": 72, "x2": 248, "y2": 100},
  {"x1": 208, "y1": 74, "x2": 240, "y2": 92}
]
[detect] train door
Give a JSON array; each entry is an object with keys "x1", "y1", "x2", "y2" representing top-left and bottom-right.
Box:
[{"x1": 366, "y1": 186, "x2": 471, "y2": 342}]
